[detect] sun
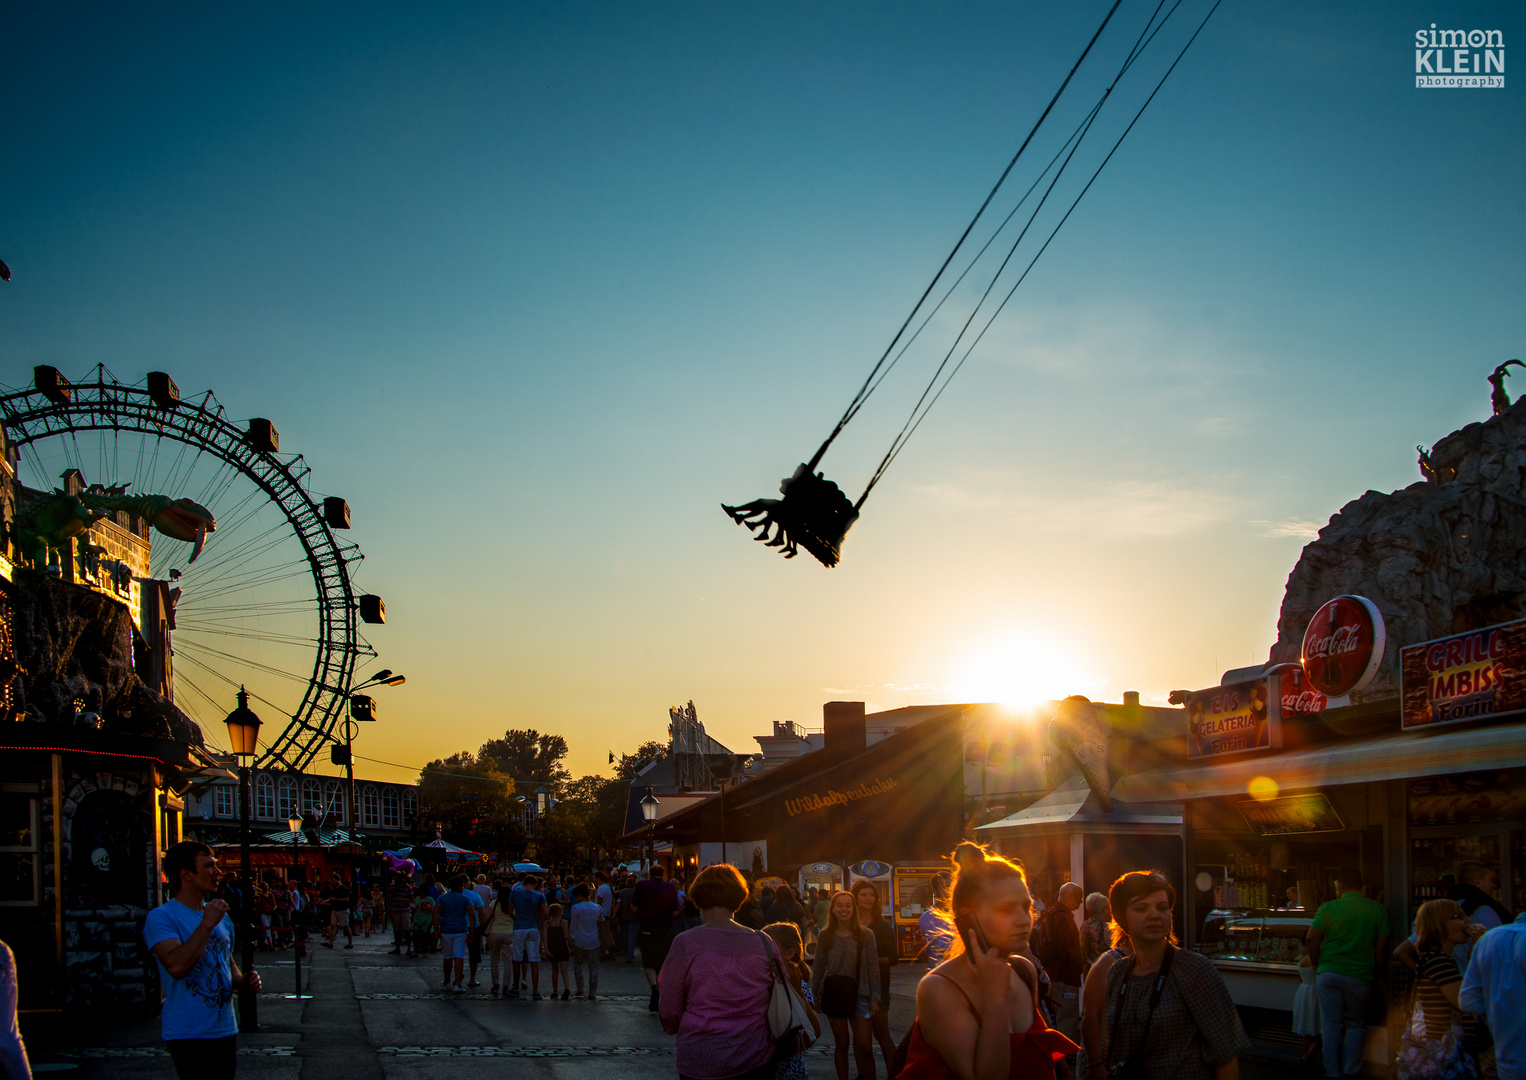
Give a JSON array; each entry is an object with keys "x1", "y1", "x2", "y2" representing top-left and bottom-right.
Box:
[{"x1": 951, "y1": 634, "x2": 1097, "y2": 711}]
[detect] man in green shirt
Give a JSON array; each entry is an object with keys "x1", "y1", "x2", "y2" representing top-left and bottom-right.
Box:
[{"x1": 1306, "y1": 867, "x2": 1389, "y2": 1079}]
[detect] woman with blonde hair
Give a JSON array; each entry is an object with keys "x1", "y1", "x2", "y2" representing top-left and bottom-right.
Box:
[
  {"x1": 810, "y1": 889, "x2": 880, "y2": 1080},
  {"x1": 896, "y1": 842, "x2": 1077, "y2": 1080},
  {"x1": 1397, "y1": 898, "x2": 1479, "y2": 1079}
]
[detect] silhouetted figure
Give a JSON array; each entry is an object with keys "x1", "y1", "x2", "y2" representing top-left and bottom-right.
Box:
[{"x1": 1489, "y1": 359, "x2": 1524, "y2": 415}]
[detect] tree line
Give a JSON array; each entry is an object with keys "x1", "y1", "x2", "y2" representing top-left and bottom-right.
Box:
[{"x1": 415, "y1": 729, "x2": 669, "y2": 868}]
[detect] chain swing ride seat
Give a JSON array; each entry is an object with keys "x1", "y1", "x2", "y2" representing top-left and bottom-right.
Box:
[
  {"x1": 720, "y1": 0, "x2": 1221, "y2": 568},
  {"x1": 722, "y1": 463, "x2": 859, "y2": 568}
]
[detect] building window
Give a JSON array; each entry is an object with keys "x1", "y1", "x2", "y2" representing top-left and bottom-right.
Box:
[
  {"x1": 402, "y1": 790, "x2": 417, "y2": 827},
  {"x1": 214, "y1": 785, "x2": 235, "y2": 818},
  {"x1": 0, "y1": 791, "x2": 39, "y2": 906},
  {"x1": 381, "y1": 788, "x2": 399, "y2": 829},
  {"x1": 254, "y1": 774, "x2": 275, "y2": 820},
  {"x1": 323, "y1": 780, "x2": 345, "y2": 824},
  {"x1": 301, "y1": 779, "x2": 321, "y2": 815},
  {"x1": 277, "y1": 776, "x2": 297, "y2": 820},
  {"x1": 361, "y1": 785, "x2": 379, "y2": 827}
]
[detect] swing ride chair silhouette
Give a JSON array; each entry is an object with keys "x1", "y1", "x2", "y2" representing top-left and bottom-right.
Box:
[
  {"x1": 722, "y1": 464, "x2": 859, "y2": 568},
  {"x1": 720, "y1": 0, "x2": 1224, "y2": 570}
]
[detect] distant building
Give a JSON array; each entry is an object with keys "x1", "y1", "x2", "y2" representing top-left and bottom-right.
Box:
[{"x1": 185, "y1": 761, "x2": 420, "y2": 849}]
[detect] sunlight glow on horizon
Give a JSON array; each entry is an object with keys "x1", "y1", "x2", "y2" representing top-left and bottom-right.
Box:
[{"x1": 948, "y1": 633, "x2": 1105, "y2": 712}]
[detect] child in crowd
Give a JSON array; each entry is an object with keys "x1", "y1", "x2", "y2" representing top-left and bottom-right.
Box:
[
  {"x1": 1292, "y1": 935, "x2": 1320, "y2": 1065},
  {"x1": 544, "y1": 903, "x2": 572, "y2": 1000},
  {"x1": 412, "y1": 897, "x2": 436, "y2": 955}
]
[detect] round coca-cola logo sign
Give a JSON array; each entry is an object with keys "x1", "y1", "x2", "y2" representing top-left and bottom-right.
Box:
[{"x1": 1300, "y1": 595, "x2": 1385, "y2": 697}]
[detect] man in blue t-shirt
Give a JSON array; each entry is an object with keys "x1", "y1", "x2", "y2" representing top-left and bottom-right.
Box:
[
  {"x1": 145, "y1": 841, "x2": 262, "y2": 1079},
  {"x1": 508, "y1": 877, "x2": 548, "y2": 1000},
  {"x1": 433, "y1": 875, "x2": 478, "y2": 993}
]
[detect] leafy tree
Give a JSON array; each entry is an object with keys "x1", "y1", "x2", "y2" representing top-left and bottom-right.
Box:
[
  {"x1": 478, "y1": 730, "x2": 571, "y2": 786},
  {"x1": 614, "y1": 741, "x2": 668, "y2": 780},
  {"x1": 415, "y1": 751, "x2": 526, "y2": 858}
]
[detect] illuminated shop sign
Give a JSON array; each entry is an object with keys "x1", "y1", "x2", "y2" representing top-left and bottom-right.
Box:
[
  {"x1": 1187, "y1": 678, "x2": 1282, "y2": 760},
  {"x1": 1301, "y1": 595, "x2": 1385, "y2": 697},
  {"x1": 1235, "y1": 793, "x2": 1345, "y2": 836},
  {"x1": 1400, "y1": 618, "x2": 1526, "y2": 730}
]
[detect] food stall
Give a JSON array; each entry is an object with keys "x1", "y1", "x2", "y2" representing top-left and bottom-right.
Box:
[{"x1": 891, "y1": 862, "x2": 951, "y2": 959}]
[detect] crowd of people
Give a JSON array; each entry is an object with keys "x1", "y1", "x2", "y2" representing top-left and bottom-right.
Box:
[{"x1": 5, "y1": 837, "x2": 1520, "y2": 1080}]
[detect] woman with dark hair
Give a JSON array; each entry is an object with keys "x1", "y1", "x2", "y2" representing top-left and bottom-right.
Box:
[
  {"x1": 659, "y1": 863, "x2": 787, "y2": 1080},
  {"x1": 770, "y1": 884, "x2": 808, "y2": 930},
  {"x1": 1083, "y1": 871, "x2": 1246, "y2": 1080},
  {"x1": 897, "y1": 842, "x2": 1076, "y2": 1080},
  {"x1": 811, "y1": 890, "x2": 881, "y2": 1080}
]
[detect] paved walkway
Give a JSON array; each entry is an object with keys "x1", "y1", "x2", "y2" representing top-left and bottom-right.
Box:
[{"x1": 24, "y1": 932, "x2": 1297, "y2": 1079}]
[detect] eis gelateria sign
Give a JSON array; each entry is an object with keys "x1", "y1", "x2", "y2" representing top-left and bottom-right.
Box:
[
  {"x1": 1401, "y1": 619, "x2": 1526, "y2": 730},
  {"x1": 784, "y1": 777, "x2": 898, "y2": 817}
]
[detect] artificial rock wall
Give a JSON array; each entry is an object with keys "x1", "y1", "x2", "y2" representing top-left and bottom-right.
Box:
[{"x1": 1267, "y1": 398, "x2": 1526, "y2": 700}]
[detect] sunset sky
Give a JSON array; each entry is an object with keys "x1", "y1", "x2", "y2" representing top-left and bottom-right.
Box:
[{"x1": 4, "y1": 1, "x2": 1523, "y2": 783}]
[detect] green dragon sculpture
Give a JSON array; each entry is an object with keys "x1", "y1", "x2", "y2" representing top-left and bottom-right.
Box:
[{"x1": 13, "y1": 483, "x2": 216, "y2": 570}]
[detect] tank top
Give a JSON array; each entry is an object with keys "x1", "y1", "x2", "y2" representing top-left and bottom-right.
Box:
[{"x1": 897, "y1": 970, "x2": 1079, "y2": 1080}]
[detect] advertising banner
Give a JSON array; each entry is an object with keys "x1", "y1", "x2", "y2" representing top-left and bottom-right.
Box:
[
  {"x1": 1187, "y1": 678, "x2": 1282, "y2": 759},
  {"x1": 1400, "y1": 618, "x2": 1526, "y2": 729}
]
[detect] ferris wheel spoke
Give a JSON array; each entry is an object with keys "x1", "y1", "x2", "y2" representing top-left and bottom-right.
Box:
[
  {"x1": 176, "y1": 651, "x2": 299, "y2": 721},
  {"x1": 181, "y1": 565, "x2": 315, "y2": 603},
  {"x1": 176, "y1": 638, "x2": 312, "y2": 687},
  {"x1": 174, "y1": 623, "x2": 322, "y2": 648}
]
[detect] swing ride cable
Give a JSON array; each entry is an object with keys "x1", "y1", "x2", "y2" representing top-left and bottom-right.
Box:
[
  {"x1": 852, "y1": 0, "x2": 1177, "y2": 421},
  {"x1": 858, "y1": 0, "x2": 1224, "y2": 502},
  {"x1": 855, "y1": 0, "x2": 1181, "y2": 506},
  {"x1": 804, "y1": 0, "x2": 1126, "y2": 472}
]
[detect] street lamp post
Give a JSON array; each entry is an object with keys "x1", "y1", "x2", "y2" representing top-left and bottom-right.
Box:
[
  {"x1": 338, "y1": 668, "x2": 406, "y2": 857},
  {"x1": 639, "y1": 789, "x2": 659, "y2": 871},
  {"x1": 286, "y1": 813, "x2": 312, "y2": 1001},
  {"x1": 224, "y1": 687, "x2": 262, "y2": 1032}
]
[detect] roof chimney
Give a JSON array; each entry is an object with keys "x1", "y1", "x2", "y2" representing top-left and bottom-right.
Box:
[
  {"x1": 1123, "y1": 691, "x2": 1140, "y2": 707},
  {"x1": 823, "y1": 701, "x2": 866, "y2": 767}
]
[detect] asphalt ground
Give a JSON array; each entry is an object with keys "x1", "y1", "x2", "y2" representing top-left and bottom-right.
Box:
[{"x1": 21, "y1": 931, "x2": 1305, "y2": 1079}]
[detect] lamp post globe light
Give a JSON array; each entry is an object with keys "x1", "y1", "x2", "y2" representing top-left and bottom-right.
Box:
[
  {"x1": 640, "y1": 789, "x2": 659, "y2": 870},
  {"x1": 224, "y1": 687, "x2": 262, "y2": 1031},
  {"x1": 286, "y1": 813, "x2": 311, "y2": 1001}
]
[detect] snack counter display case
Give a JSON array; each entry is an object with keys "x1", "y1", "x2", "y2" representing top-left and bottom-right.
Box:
[{"x1": 1195, "y1": 909, "x2": 1314, "y2": 968}]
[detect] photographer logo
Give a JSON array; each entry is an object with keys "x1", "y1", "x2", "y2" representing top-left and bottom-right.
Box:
[{"x1": 1416, "y1": 24, "x2": 1504, "y2": 88}]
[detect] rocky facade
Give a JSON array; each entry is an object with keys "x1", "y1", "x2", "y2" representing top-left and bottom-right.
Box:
[
  {"x1": 1267, "y1": 398, "x2": 1526, "y2": 701},
  {"x1": 12, "y1": 569, "x2": 201, "y2": 744}
]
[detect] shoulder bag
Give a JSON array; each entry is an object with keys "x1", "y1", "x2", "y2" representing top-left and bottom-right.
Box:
[
  {"x1": 757, "y1": 931, "x2": 818, "y2": 1049},
  {"x1": 820, "y1": 931, "x2": 865, "y2": 1018}
]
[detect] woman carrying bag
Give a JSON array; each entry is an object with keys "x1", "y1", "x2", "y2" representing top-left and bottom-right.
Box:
[
  {"x1": 1397, "y1": 899, "x2": 1482, "y2": 1080},
  {"x1": 810, "y1": 890, "x2": 880, "y2": 1080},
  {"x1": 659, "y1": 863, "x2": 791, "y2": 1080},
  {"x1": 764, "y1": 922, "x2": 822, "y2": 1080}
]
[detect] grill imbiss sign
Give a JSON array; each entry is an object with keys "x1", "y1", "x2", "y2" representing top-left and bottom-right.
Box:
[{"x1": 1401, "y1": 618, "x2": 1526, "y2": 729}]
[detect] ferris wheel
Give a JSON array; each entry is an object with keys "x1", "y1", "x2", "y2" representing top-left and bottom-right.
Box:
[{"x1": 0, "y1": 364, "x2": 386, "y2": 772}]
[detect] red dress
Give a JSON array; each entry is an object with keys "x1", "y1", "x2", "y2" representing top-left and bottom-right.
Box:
[{"x1": 896, "y1": 971, "x2": 1079, "y2": 1080}]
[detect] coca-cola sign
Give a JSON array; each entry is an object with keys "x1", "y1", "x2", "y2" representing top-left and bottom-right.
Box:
[
  {"x1": 1275, "y1": 664, "x2": 1328, "y2": 715},
  {"x1": 1300, "y1": 595, "x2": 1385, "y2": 697}
]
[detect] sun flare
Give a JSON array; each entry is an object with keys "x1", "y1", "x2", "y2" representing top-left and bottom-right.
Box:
[{"x1": 951, "y1": 634, "x2": 1099, "y2": 711}]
